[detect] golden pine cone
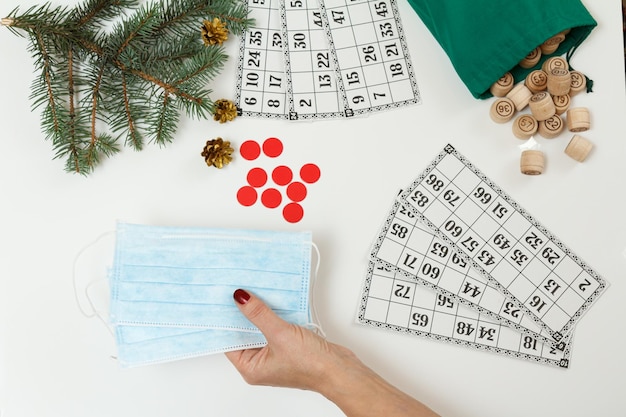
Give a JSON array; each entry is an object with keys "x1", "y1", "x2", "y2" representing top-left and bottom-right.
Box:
[
  {"x1": 201, "y1": 137, "x2": 233, "y2": 168},
  {"x1": 201, "y1": 18, "x2": 229, "y2": 46},
  {"x1": 213, "y1": 99, "x2": 238, "y2": 123}
]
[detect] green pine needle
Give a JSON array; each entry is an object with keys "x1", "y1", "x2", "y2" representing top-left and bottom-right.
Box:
[{"x1": 2, "y1": 0, "x2": 253, "y2": 174}]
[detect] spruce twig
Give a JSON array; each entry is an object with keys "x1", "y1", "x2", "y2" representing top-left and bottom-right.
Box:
[{"x1": 2, "y1": 0, "x2": 253, "y2": 175}]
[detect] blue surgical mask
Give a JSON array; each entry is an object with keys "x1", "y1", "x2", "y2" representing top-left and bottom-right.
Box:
[
  {"x1": 114, "y1": 325, "x2": 268, "y2": 368},
  {"x1": 108, "y1": 222, "x2": 314, "y2": 367}
]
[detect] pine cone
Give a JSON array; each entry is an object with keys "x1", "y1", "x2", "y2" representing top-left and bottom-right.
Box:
[
  {"x1": 201, "y1": 18, "x2": 229, "y2": 46},
  {"x1": 213, "y1": 98, "x2": 238, "y2": 123},
  {"x1": 201, "y1": 138, "x2": 233, "y2": 168}
]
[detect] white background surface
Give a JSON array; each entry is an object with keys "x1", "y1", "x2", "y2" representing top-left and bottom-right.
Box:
[{"x1": 1, "y1": 1, "x2": 625, "y2": 416}]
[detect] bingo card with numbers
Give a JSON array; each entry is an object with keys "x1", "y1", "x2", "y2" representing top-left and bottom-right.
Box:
[
  {"x1": 281, "y1": 0, "x2": 343, "y2": 119},
  {"x1": 358, "y1": 260, "x2": 571, "y2": 368},
  {"x1": 236, "y1": 0, "x2": 289, "y2": 119},
  {"x1": 318, "y1": 0, "x2": 420, "y2": 116},
  {"x1": 399, "y1": 144, "x2": 607, "y2": 342},
  {"x1": 370, "y1": 197, "x2": 563, "y2": 347},
  {"x1": 236, "y1": 0, "x2": 421, "y2": 119}
]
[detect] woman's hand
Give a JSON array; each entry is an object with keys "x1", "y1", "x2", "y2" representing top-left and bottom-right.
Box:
[
  {"x1": 224, "y1": 288, "x2": 355, "y2": 392},
  {"x1": 225, "y1": 289, "x2": 440, "y2": 417}
]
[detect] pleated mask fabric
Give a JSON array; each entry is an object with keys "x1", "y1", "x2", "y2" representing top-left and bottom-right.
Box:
[
  {"x1": 108, "y1": 222, "x2": 313, "y2": 367},
  {"x1": 114, "y1": 325, "x2": 268, "y2": 368}
]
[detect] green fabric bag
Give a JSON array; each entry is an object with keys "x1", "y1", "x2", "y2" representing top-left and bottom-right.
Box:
[{"x1": 406, "y1": 0, "x2": 597, "y2": 98}]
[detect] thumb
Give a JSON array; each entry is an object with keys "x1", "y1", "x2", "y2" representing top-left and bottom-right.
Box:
[{"x1": 233, "y1": 289, "x2": 288, "y2": 340}]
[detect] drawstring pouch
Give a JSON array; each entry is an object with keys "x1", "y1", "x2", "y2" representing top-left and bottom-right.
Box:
[{"x1": 406, "y1": 0, "x2": 597, "y2": 98}]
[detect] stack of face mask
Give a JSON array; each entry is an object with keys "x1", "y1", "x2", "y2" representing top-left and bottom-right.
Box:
[{"x1": 108, "y1": 222, "x2": 313, "y2": 367}]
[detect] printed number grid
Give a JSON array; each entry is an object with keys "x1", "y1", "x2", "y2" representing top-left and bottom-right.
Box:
[
  {"x1": 320, "y1": 0, "x2": 420, "y2": 116},
  {"x1": 371, "y1": 198, "x2": 561, "y2": 346},
  {"x1": 400, "y1": 145, "x2": 607, "y2": 341},
  {"x1": 236, "y1": 0, "x2": 288, "y2": 118},
  {"x1": 236, "y1": 0, "x2": 420, "y2": 119},
  {"x1": 281, "y1": 0, "x2": 343, "y2": 119},
  {"x1": 358, "y1": 260, "x2": 571, "y2": 368}
]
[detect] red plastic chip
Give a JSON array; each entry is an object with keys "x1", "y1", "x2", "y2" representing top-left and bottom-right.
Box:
[
  {"x1": 237, "y1": 186, "x2": 258, "y2": 206},
  {"x1": 247, "y1": 167, "x2": 268, "y2": 188},
  {"x1": 300, "y1": 163, "x2": 321, "y2": 184},
  {"x1": 261, "y1": 188, "x2": 282, "y2": 209},
  {"x1": 262, "y1": 137, "x2": 283, "y2": 158},
  {"x1": 283, "y1": 203, "x2": 304, "y2": 223},
  {"x1": 286, "y1": 182, "x2": 307, "y2": 202},
  {"x1": 240, "y1": 140, "x2": 261, "y2": 161},
  {"x1": 272, "y1": 165, "x2": 293, "y2": 186}
]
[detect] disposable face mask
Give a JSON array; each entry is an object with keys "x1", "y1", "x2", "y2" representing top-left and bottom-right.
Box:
[
  {"x1": 105, "y1": 222, "x2": 316, "y2": 367},
  {"x1": 114, "y1": 325, "x2": 268, "y2": 368},
  {"x1": 109, "y1": 222, "x2": 313, "y2": 330}
]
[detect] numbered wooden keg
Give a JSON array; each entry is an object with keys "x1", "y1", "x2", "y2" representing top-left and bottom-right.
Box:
[
  {"x1": 520, "y1": 150, "x2": 544, "y2": 175},
  {"x1": 525, "y1": 70, "x2": 548, "y2": 93},
  {"x1": 552, "y1": 94, "x2": 571, "y2": 115},
  {"x1": 490, "y1": 97, "x2": 516, "y2": 123},
  {"x1": 564, "y1": 135, "x2": 593, "y2": 162},
  {"x1": 513, "y1": 114, "x2": 538, "y2": 139},
  {"x1": 566, "y1": 107, "x2": 590, "y2": 132},
  {"x1": 569, "y1": 71, "x2": 587, "y2": 96},
  {"x1": 538, "y1": 114, "x2": 564, "y2": 138},
  {"x1": 547, "y1": 68, "x2": 571, "y2": 96},
  {"x1": 506, "y1": 83, "x2": 533, "y2": 111},
  {"x1": 540, "y1": 32, "x2": 566, "y2": 54},
  {"x1": 519, "y1": 47, "x2": 542, "y2": 69},
  {"x1": 542, "y1": 56, "x2": 568, "y2": 73},
  {"x1": 490, "y1": 72, "x2": 515, "y2": 97},
  {"x1": 529, "y1": 92, "x2": 556, "y2": 121}
]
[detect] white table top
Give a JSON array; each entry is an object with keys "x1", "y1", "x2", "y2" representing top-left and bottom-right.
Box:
[{"x1": 1, "y1": 1, "x2": 625, "y2": 416}]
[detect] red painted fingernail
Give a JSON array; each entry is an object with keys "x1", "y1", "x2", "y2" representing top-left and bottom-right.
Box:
[{"x1": 234, "y1": 289, "x2": 250, "y2": 305}]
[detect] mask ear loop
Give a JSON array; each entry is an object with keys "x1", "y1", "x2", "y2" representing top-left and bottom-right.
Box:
[
  {"x1": 306, "y1": 242, "x2": 327, "y2": 339},
  {"x1": 72, "y1": 231, "x2": 116, "y2": 337}
]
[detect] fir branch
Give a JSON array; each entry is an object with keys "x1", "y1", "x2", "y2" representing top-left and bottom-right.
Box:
[
  {"x1": 79, "y1": 133, "x2": 118, "y2": 174},
  {"x1": 31, "y1": 29, "x2": 64, "y2": 143},
  {"x1": 149, "y1": 91, "x2": 180, "y2": 145},
  {"x1": 3, "y1": 0, "x2": 254, "y2": 174},
  {"x1": 140, "y1": 32, "x2": 204, "y2": 64},
  {"x1": 207, "y1": 3, "x2": 253, "y2": 35},
  {"x1": 155, "y1": 0, "x2": 215, "y2": 38},
  {"x1": 100, "y1": 67, "x2": 147, "y2": 150},
  {"x1": 174, "y1": 45, "x2": 227, "y2": 87},
  {"x1": 70, "y1": 0, "x2": 139, "y2": 30},
  {"x1": 135, "y1": 66, "x2": 204, "y2": 105},
  {"x1": 67, "y1": 46, "x2": 77, "y2": 144},
  {"x1": 89, "y1": 60, "x2": 106, "y2": 158},
  {"x1": 113, "y1": 4, "x2": 159, "y2": 56},
  {"x1": 4, "y1": 3, "x2": 71, "y2": 37},
  {"x1": 120, "y1": 73, "x2": 143, "y2": 149}
]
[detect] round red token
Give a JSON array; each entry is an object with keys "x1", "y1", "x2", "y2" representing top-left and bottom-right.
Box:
[
  {"x1": 300, "y1": 163, "x2": 321, "y2": 184},
  {"x1": 247, "y1": 167, "x2": 268, "y2": 188},
  {"x1": 286, "y1": 182, "x2": 307, "y2": 202},
  {"x1": 261, "y1": 188, "x2": 282, "y2": 209},
  {"x1": 240, "y1": 140, "x2": 261, "y2": 161},
  {"x1": 283, "y1": 203, "x2": 304, "y2": 223},
  {"x1": 237, "y1": 186, "x2": 257, "y2": 206},
  {"x1": 262, "y1": 137, "x2": 283, "y2": 158},
  {"x1": 272, "y1": 165, "x2": 293, "y2": 186}
]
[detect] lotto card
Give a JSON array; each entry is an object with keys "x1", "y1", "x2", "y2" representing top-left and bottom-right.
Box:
[
  {"x1": 236, "y1": 0, "x2": 289, "y2": 118},
  {"x1": 399, "y1": 144, "x2": 608, "y2": 342},
  {"x1": 371, "y1": 197, "x2": 561, "y2": 346},
  {"x1": 281, "y1": 0, "x2": 343, "y2": 119},
  {"x1": 236, "y1": 0, "x2": 421, "y2": 119},
  {"x1": 318, "y1": 0, "x2": 421, "y2": 116},
  {"x1": 358, "y1": 260, "x2": 571, "y2": 368},
  {"x1": 360, "y1": 145, "x2": 608, "y2": 366}
]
